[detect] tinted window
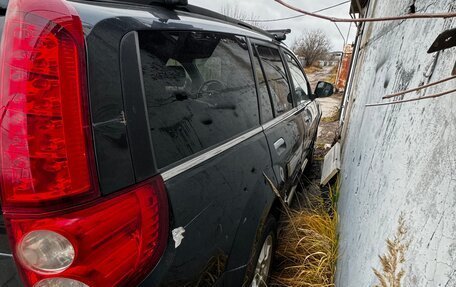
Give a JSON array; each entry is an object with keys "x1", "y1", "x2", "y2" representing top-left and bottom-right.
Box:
[
  {"x1": 252, "y1": 46, "x2": 274, "y2": 123},
  {"x1": 285, "y1": 52, "x2": 310, "y2": 104},
  {"x1": 139, "y1": 31, "x2": 259, "y2": 168},
  {"x1": 256, "y1": 46, "x2": 292, "y2": 115}
]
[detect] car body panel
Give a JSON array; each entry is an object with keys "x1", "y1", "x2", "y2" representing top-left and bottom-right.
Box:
[
  {"x1": 140, "y1": 133, "x2": 277, "y2": 286},
  {"x1": 0, "y1": 212, "x2": 21, "y2": 287}
]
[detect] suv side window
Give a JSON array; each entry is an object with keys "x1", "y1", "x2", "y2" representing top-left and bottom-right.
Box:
[
  {"x1": 284, "y1": 52, "x2": 310, "y2": 104},
  {"x1": 139, "y1": 31, "x2": 259, "y2": 169},
  {"x1": 256, "y1": 45, "x2": 292, "y2": 115},
  {"x1": 251, "y1": 45, "x2": 274, "y2": 123}
]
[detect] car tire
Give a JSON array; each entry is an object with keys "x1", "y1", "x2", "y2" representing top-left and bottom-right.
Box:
[{"x1": 247, "y1": 216, "x2": 277, "y2": 287}]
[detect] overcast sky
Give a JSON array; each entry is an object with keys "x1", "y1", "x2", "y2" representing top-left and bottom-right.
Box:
[{"x1": 189, "y1": 0, "x2": 356, "y2": 52}]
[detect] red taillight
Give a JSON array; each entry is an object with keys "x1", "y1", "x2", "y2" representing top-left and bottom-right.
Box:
[
  {"x1": 6, "y1": 178, "x2": 169, "y2": 287},
  {"x1": 0, "y1": 0, "x2": 96, "y2": 209},
  {"x1": 0, "y1": 1, "x2": 169, "y2": 286}
]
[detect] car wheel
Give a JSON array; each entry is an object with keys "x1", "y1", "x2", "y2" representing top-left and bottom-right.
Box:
[{"x1": 249, "y1": 216, "x2": 277, "y2": 287}]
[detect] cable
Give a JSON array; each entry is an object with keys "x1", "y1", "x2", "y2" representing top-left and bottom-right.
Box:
[
  {"x1": 333, "y1": 22, "x2": 346, "y2": 45},
  {"x1": 244, "y1": 0, "x2": 350, "y2": 23},
  {"x1": 345, "y1": 22, "x2": 352, "y2": 44},
  {"x1": 382, "y1": 75, "x2": 456, "y2": 99},
  {"x1": 366, "y1": 88, "x2": 456, "y2": 107},
  {"x1": 275, "y1": 0, "x2": 456, "y2": 23}
]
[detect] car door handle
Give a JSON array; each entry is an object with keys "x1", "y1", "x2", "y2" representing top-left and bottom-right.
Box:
[{"x1": 274, "y1": 138, "x2": 286, "y2": 154}]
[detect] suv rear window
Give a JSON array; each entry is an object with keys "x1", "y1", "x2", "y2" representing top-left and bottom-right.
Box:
[{"x1": 139, "y1": 31, "x2": 259, "y2": 169}]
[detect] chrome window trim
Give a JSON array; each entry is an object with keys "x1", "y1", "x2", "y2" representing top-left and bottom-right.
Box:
[
  {"x1": 261, "y1": 108, "x2": 295, "y2": 131},
  {"x1": 162, "y1": 127, "x2": 264, "y2": 181},
  {"x1": 161, "y1": 103, "x2": 308, "y2": 181},
  {"x1": 0, "y1": 252, "x2": 13, "y2": 257},
  {"x1": 262, "y1": 104, "x2": 308, "y2": 131}
]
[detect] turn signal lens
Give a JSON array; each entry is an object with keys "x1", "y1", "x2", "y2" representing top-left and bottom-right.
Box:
[
  {"x1": 34, "y1": 278, "x2": 88, "y2": 287},
  {"x1": 0, "y1": 0, "x2": 97, "y2": 211},
  {"x1": 17, "y1": 230, "x2": 75, "y2": 274}
]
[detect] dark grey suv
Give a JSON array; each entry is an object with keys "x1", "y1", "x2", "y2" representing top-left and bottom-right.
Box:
[{"x1": 0, "y1": 0, "x2": 333, "y2": 286}]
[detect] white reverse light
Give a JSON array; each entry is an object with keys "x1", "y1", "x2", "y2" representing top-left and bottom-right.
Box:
[
  {"x1": 17, "y1": 230, "x2": 75, "y2": 274},
  {"x1": 34, "y1": 278, "x2": 89, "y2": 287}
]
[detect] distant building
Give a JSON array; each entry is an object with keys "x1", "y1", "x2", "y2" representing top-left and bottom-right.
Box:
[{"x1": 317, "y1": 51, "x2": 343, "y2": 67}]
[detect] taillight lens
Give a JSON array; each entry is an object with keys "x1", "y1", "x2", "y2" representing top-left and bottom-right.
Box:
[
  {"x1": 0, "y1": 0, "x2": 97, "y2": 209},
  {"x1": 6, "y1": 178, "x2": 169, "y2": 287}
]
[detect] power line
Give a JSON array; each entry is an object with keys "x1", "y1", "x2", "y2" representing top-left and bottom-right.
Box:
[
  {"x1": 244, "y1": 0, "x2": 351, "y2": 23},
  {"x1": 345, "y1": 22, "x2": 352, "y2": 44},
  {"x1": 366, "y1": 88, "x2": 456, "y2": 107},
  {"x1": 275, "y1": 0, "x2": 456, "y2": 23},
  {"x1": 382, "y1": 75, "x2": 456, "y2": 99},
  {"x1": 333, "y1": 22, "x2": 346, "y2": 45}
]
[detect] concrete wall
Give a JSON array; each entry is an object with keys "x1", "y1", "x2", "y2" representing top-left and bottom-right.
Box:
[{"x1": 336, "y1": 0, "x2": 456, "y2": 286}]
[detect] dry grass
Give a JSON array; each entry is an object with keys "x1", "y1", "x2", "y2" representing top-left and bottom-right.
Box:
[
  {"x1": 269, "y1": 179, "x2": 340, "y2": 287},
  {"x1": 187, "y1": 253, "x2": 227, "y2": 286},
  {"x1": 323, "y1": 66, "x2": 338, "y2": 85},
  {"x1": 304, "y1": 65, "x2": 322, "y2": 74},
  {"x1": 372, "y1": 215, "x2": 410, "y2": 287}
]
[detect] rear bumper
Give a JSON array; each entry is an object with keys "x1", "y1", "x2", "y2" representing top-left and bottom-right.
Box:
[
  {"x1": 0, "y1": 255, "x2": 21, "y2": 287},
  {"x1": 139, "y1": 239, "x2": 249, "y2": 287}
]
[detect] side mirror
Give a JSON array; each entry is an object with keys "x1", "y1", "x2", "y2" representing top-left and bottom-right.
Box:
[{"x1": 314, "y1": 81, "x2": 335, "y2": 98}]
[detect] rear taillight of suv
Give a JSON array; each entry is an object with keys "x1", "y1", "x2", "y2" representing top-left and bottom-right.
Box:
[
  {"x1": 0, "y1": 0, "x2": 168, "y2": 286},
  {"x1": 0, "y1": 0, "x2": 95, "y2": 210},
  {"x1": 6, "y1": 179, "x2": 169, "y2": 287}
]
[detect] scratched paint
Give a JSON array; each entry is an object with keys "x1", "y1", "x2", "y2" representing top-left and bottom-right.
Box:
[
  {"x1": 172, "y1": 227, "x2": 186, "y2": 249},
  {"x1": 337, "y1": 0, "x2": 456, "y2": 286}
]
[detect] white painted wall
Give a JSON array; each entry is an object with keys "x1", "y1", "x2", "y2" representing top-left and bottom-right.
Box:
[{"x1": 336, "y1": 0, "x2": 456, "y2": 286}]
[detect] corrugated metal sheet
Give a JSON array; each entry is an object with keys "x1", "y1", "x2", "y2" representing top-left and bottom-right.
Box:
[{"x1": 337, "y1": 0, "x2": 456, "y2": 286}]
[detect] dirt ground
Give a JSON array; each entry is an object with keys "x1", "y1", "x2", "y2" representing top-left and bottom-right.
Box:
[
  {"x1": 314, "y1": 94, "x2": 342, "y2": 160},
  {"x1": 306, "y1": 66, "x2": 342, "y2": 181},
  {"x1": 292, "y1": 66, "x2": 343, "y2": 203},
  {"x1": 306, "y1": 66, "x2": 335, "y2": 88},
  {"x1": 300, "y1": 92, "x2": 341, "y2": 193}
]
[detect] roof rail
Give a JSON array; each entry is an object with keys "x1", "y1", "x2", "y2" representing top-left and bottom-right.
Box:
[
  {"x1": 175, "y1": 5, "x2": 278, "y2": 41},
  {"x1": 266, "y1": 29, "x2": 291, "y2": 41},
  {"x1": 91, "y1": 1, "x2": 280, "y2": 41}
]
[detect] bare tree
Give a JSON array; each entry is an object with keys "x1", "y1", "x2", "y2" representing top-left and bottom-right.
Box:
[
  {"x1": 220, "y1": 4, "x2": 267, "y2": 30},
  {"x1": 293, "y1": 29, "x2": 332, "y2": 67}
]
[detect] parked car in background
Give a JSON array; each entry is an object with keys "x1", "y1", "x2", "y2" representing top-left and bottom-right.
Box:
[{"x1": 0, "y1": 0, "x2": 334, "y2": 286}]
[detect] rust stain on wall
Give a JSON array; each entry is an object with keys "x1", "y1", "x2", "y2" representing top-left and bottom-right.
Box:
[{"x1": 336, "y1": 44, "x2": 354, "y2": 91}]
